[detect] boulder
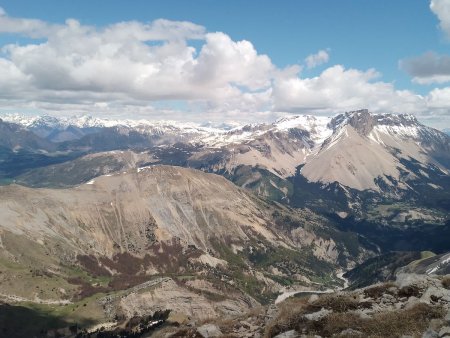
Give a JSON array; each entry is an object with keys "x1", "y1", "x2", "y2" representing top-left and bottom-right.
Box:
[
  {"x1": 273, "y1": 330, "x2": 299, "y2": 338},
  {"x1": 197, "y1": 323, "x2": 223, "y2": 338}
]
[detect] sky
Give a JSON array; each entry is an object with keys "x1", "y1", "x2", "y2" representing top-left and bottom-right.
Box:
[{"x1": 0, "y1": 1, "x2": 450, "y2": 129}]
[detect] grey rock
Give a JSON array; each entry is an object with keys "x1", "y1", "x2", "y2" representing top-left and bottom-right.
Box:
[
  {"x1": 381, "y1": 294, "x2": 395, "y2": 304},
  {"x1": 445, "y1": 309, "x2": 450, "y2": 323},
  {"x1": 396, "y1": 273, "x2": 435, "y2": 289},
  {"x1": 439, "y1": 326, "x2": 450, "y2": 337},
  {"x1": 197, "y1": 323, "x2": 223, "y2": 338},
  {"x1": 339, "y1": 328, "x2": 363, "y2": 336},
  {"x1": 388, "y1": 286, "x2": 398, "y2": 294},
  {"x1": 304, "y1": 308, "x2": 331, "y2": 321},
  {"x1": 422, "y1": 329, "x2": 439, "y2": 338},
  {"x1": 429, "y1": 319, "x2": 445, "y2": 331},
  {"x1": 422, "y1": 286, "x2": 450, "y2": 304},
  {"x1": 354, "y1": 309, "x2": 372, "y2": 319},
  {"x1": 404, "y1": 296, "x2": 422, "y2": 310},
  {"x1": 239, "y1": 320, "x2": 259, "y2": 331},
  {"x1": 274, "y1": 330, "x2": 299, "y2": 338},
  {"x1": 308, "y1": 294, "x2": 319, "y2": 303}
]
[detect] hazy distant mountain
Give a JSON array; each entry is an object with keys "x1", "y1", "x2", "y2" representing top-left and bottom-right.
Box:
[
  {"x1": 0, "y1": 118, "x2": 55, "y2": 152},
  {"x1": 0, "y1": 119, "x2": 79, "y2": 181},
  {"x1": 1, "y1": 113, "x2": 225, "y2": 144}
]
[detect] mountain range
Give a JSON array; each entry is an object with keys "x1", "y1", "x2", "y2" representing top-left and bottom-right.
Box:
[
  {"x1": 3, "y1": 109, "x2": 449, "y2": 210},
  {"x1": 0, "y1": 109, "x2": 449, "y2": 337}
]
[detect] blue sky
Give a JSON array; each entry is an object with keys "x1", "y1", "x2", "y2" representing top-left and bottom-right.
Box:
[{"x1": 0, "y1": 0, "x2": 450, "y2": 128}]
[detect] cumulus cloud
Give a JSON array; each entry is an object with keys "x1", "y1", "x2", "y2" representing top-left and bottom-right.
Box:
[
  {"x1": 194, "y1": 32, "x2": 274, "y2": 91},
  {"x1": 0, "y1": 11, "x2": 275, "y2": 116},
  {"x1": 400, "y1": 1, "x2": 450, "y2": 86},
  {"x1": 272, "y1": 65, "x2": 425, "y2": 113},
  {"x1": 400, "y1": 52, "x2": 450, "y2": 84},
  {"x1": 0, "y1": 10, "x2": 449, "y2": 127},
  {"x1": 431, "y1": 0, "x2": 450, "y2": 38},
  {"x1": 0, "y1": 10, "x2": 57, "y2": 38},
  {"x1": 305, "y1": 49, "x2": 330, "y2": 69},
  {"x1": 427, "y1": 86, "x2": 450, "y2": 107}
]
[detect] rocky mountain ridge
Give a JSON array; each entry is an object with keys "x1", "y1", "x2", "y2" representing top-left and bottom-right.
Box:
[
  {"x1": 4, "y1": 109, "x2": 442, "y2": 151},
  {"x1": 3, "y1": 109, "x2": 449, "y2": 217}
]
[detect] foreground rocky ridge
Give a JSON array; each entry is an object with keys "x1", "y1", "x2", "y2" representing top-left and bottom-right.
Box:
[
  {"x1": 148, "y1": 273, "x2": 450, "y2": 338},
  {"x1": 36, "y1": 272, "x2": 449, "y2": 337}
]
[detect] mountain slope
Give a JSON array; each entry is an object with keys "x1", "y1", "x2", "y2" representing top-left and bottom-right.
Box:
[
  {"x1": 15, "y1": 150, "x2": 155, "y2": 188},
  {"x1": 0, "y1": 118, "x2": 55, "y2": 152},
  {"x1": 0, "y1": 165, "x2": 372, "y2": 321},
  {"x1": 301, "y1": 110, "x2": 450, "y2": 193},
  {"x1": 0, "y1": 119, "x2": 81, "y2": 182},
  {"x1": 1, "y1": 166, "x2": 279, "y2": 256},
  {"x1": 401, "y1": 251, "x2": 450, "y2": 275},
  {"x1": 0, "y1": 111, "x2": 449, "y2": 336}
]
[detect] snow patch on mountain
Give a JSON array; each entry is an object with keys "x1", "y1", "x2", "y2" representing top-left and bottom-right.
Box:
[{"x1": 274, "y1": 115, "x2": 332, "y2": 143}]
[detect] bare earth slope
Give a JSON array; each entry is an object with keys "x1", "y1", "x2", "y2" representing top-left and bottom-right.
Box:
[
  {"x1": 0, "y1": 165, "x2": 280, "y2": 256},
  {"x1": 302, "y1": 110, "x2": 450, "y2": 192},
  {"x1": 0, "y1": 165, "x2": 373, "y2": 336}
]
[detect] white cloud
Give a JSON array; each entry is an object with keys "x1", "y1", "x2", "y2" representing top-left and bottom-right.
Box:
[
  {"x1": 401, "y1": 2, "x2": 450, "y2": 86},
  {"x1": 273, "y1": 65, "x2": 425, "y2": 113},
  {"x1": 305, "y1": 49, "x2": 330, "y2": 69},
  {"x1": 0, "y1": 10, "x2": 449, "y2": 127},
  {"x1": 0, "y1": 11, "x2": 56, "y2": 38},
  {"x1": 400, "y1": 51, "x2": 450, "y2": 84},
  {"x1": 431, "y1": 0, "x2": 450, "y2": 38},
  {"x1": 193, "y1": 32, "x2": 274, "y2": 91},
  {"x1": 0, "y1": 12, "x2": 274, "y2": 115},
  {"x1": 270, "y1": 63, "x2": 450, "y2": 129},
  {"x1": 427, "y1": 86, "x2": 450, "y2": 108}
]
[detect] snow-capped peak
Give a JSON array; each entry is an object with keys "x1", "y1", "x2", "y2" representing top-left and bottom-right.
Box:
[
  {"x1": 1, "y1": 111, "x2": 445, "y2": 149},
  {"x1": 274, "y1": 115, "x2": 333, "y2": 143}
]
